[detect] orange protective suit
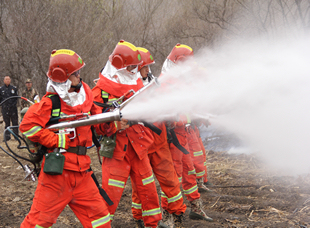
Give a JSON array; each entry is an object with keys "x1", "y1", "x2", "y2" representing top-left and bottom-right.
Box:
[
  {"x1": 186, "y1": 125, "x2": 207, "y2": 180},
  {"x1": 92, "y1": 73, "x2": 161, "y2": 228},
  {"x1": 131, "y1": 122, "x2": 187, "y2": 220},
  {"x1": 193, "y1": 123, "x2": 208, "y2": 183},
  {"x1": 168, "y1": 115, "x2": 200, "y2": 202},
  {"x1": 20, "y1": 81, "x2": 113, "y2": 228}
]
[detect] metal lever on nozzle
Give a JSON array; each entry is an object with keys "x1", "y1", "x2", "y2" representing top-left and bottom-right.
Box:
[
  {"x1": 112, "y1": 101, "x2": 120, "y2": 109},
  {"x1": 24, "y1": 164, "x2": 36, "y2": 182}
]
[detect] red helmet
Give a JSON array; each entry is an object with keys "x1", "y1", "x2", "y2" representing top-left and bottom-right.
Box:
[
  {"x1": 137, "y1": 47, "x2": 155, "y2": 71},
  {"x1": 47, "y1": 49, "x2": 85, "y2": 83},
  {"x1": 109, "y1": 40, "x2": 142, "y2": 69},
  {"x1": 167, "y1": 43, "x2": 194, "y2": 63}
]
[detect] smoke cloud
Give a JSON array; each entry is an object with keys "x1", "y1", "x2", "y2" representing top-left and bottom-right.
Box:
[{"x1": 122, "y1": 32, "x2": 310, "y2": 175}]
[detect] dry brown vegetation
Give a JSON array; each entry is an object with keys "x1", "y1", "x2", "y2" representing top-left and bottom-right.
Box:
[
  {"x1": 0, "y1": 131, "x2": 310, "y2": 227},
  {"x1": 1, "y1": 1, "x2": 310, "y2": 227}
]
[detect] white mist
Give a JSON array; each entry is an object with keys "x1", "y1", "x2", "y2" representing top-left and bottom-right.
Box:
[{"x1": 122, "y1": 33, "x2": 310, "y2": 175}]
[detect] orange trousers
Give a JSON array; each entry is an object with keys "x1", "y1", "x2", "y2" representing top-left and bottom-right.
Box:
[
  {"x1": 101, "y1": 143, "x2": 161, "y2": 228},
  {"x1": 21, "y1": 169, "x2": 111, "y2": 228},
  {"x1": 186, "y1": 127, "x2": 207, "y2": 181},
  {"x1": 198, "y1": 135, "x2": 208, "y2": 182},
  {"x1": 169, "y1": 130, "x2": 200, "y2": 202},
  {"x1": 131, "y1": 143, "x2": 187, "y2": 219}
]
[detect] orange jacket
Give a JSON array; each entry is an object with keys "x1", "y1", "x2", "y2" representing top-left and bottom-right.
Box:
[
  {"x1": 92, "y1": 73, "x2": 154, "y2": 160},
  {"x1": 20, "y1": 81, "x2": 115, "y2": 172}
]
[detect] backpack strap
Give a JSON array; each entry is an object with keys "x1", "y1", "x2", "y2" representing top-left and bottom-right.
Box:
[{"x1": 46, "y1": 94, "x2": 61, "y2": 125}]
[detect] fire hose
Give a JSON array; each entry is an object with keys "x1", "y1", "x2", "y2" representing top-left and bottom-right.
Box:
[{"x1": 0, "y1": 96, "x2": 41, "y2": 181}]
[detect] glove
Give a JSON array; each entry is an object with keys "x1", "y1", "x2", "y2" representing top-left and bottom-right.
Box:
[
  {"x1": 96, "y1": 122, "x2": 117, "y2": 137},
  {"x1": 115, "y1": 119, "x2": 129, "y2": 131}
]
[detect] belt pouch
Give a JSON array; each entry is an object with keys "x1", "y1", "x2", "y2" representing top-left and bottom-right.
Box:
[
  {"x1": 99, "y1": 134, "x2": 116, "y2": 158},
  {"x1": 43, "y1": 151, "x2": 65, "y2": 175}
]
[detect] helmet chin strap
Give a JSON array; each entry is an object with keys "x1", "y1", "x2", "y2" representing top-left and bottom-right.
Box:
[{"x1": 71, "y1": 78, "x2": 82, "y2": 91}]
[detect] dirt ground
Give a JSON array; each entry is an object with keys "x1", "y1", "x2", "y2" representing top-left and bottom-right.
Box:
[{"x1": 0, "y1": 130, "x2": 310, "y2": 228}]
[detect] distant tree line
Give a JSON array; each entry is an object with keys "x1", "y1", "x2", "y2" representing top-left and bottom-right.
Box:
[{"x1": 0, "y1": 0, "x2": 309, "y2": 97}]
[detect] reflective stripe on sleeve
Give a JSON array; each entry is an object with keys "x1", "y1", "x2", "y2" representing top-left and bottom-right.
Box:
[
  {"x1": 91, "y1": 213, "x2": 110, "y2": 228},
  {"x1": 23, "y1": 126, "x2": 42, "y2": 137},
  {"x1": 142, "y1": 207, "x2": 161, "y2": 217},
  {"x1": 35, "y1": 225, "x2": 51, "y2": 228},
  {"x1": 142, "y1": 174, "x2": 155, "y2": 185},
  {"x1": 108, "y1": 179, "x2": 125, "y2": 188},
  {"x1": 58, "y1": 133, "x2": 66, "y2": 148},
  {"x1": 178, "y1": 177, "x2": 182, "y2": 183}
]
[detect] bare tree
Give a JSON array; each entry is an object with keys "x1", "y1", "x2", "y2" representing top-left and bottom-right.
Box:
[{"x1": 1, "y1": 0, "x2": 309, "y2": 96}]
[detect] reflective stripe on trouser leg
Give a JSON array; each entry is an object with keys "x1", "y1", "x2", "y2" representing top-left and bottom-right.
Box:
[
  {"x1": 142, "y1": 174, "x2": 155, "y2": 185},
  {"x1": 91, "y1": 213, "x2": 110, "y2": 228},
  {"x1": 161, "y1": 190, "x2": 183, "y2": 204},
  {"x1": 132, "y1": 202, "x2": 142, "y2": 209},
  {"x1": 131, "y1": 179, "x2": 143, "y2": 220},
  {"x1": 142, "y1": 207, "x2": 161, "y2": 217},
  {"x1": 101, "y1": 155, "x2": 130, "y2": 219},
  {"x1": 183, "y1": 185, "x2": 198, "y2": 195},
  {"x1": 182, "y1": 151, "x2": 200, "y2": 202},
  {"x1": 108, "y1": 179, "x2": 125, "y2": 188},
  {"x1": 193, "y1": 150, "x2": 203, "y2": 157},
  {"x1": 196, "y1": 170, "x2": 205, "y2": 178},
  {"x1": 188, "y1": 169, "x2": 196, "y2": 175}
]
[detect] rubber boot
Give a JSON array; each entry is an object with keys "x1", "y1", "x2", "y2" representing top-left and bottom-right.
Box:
[
  {"x1": 158, "y1": 209, "x2": 172, "y2": 228},
  {"x1": 197, "y1": 178, "x2": 212, "y2": 193},
  {"x1": 204, "y1": 181, "x2": 213, "y2": 186},
  {"x1": 172, "y1": 213, "x2": 184, "y2": 228},
  {"x1": 189, "y1": 199, "x2": 213, "y2": 222},
  {"x1": 135, "y1": 219, "x2": 145, "y2": 228}
]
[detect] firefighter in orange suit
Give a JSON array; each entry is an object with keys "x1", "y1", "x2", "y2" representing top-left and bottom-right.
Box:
[
  {"x1": 92, "y1": 41, "x2": 161, "y2": 228},
  {"x1": 130, "y1": 47, "x2": 187, "y2": 228},
  {"x1": 186, "y1": 119, "x2": 211, "y2": 192},
  {"x1": 192, "y1": 120, "x2": 212, "y2": 186},
  {"x1": 161, "y1": 44, "x2": 213, "y2": 223},
  {"x1": 19, "y1": 49, "x2": 114, "y2": 228}
]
